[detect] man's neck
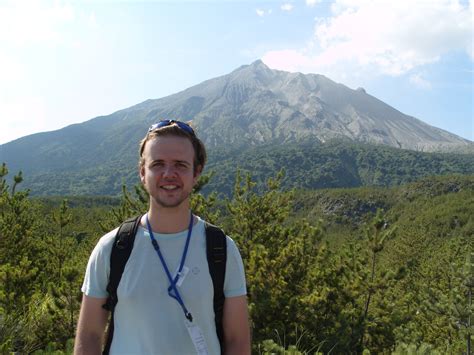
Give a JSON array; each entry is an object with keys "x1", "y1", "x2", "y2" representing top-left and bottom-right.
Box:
[{"x1": 144, "y1": 204, "x2": 192, "y2": 234}]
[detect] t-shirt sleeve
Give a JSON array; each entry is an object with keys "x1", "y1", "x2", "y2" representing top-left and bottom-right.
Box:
[
  {"x1": 223, "y1": 236, "x2": 247, "y2": 298},
  {"x1": 81, "y1": 229, "x2": 117, "y2": 298}
]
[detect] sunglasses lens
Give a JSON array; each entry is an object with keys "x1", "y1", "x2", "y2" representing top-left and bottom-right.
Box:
[
  {"x1": 148, "y1": 120, "x2": 194, "y2": 135},
  {"x1": 148, "y1": 123, "x2": 159, "y2": 131},
  {"x1": 175, "y1": 122, "x2": 194, "y2": 134}
]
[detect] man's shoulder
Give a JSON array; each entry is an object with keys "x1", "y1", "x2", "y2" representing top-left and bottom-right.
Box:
[
  {"x1": 196, "y1": 217, "x2": 241, "y2": 251},
  {"x1": 95, "y1": 227, "x2": 120, "y2": 251},
  {"x1": 196, "y1": 216, "x2": 225, "y2": 232},
  {"x1": 100, "y1": 215, "x2": 144, "y2": 244}
]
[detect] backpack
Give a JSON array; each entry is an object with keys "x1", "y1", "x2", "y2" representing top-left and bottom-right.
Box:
[{"x1": 101, "y1": 215, "x2": 227, "y2": 355}]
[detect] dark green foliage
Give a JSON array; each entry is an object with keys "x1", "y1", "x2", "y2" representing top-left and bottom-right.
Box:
[
  {"x1": 5, "y1": 140, "x2": 474, "y2": 196},
  {"x1": 223, "y1": 170, "x2": 324, "y2": 347},
  {"x1": 0, "y1": 163, "x2": 473, "y2": 353},
  {"x1": 205, "y1": 140, "x2": 474, "y2": 196},
  {"x1": 0, "y1": 165, "x2": 113, "y2": 352},
  {"x1": 0, "y1": 164, "x2": 39, "y2": 317}
]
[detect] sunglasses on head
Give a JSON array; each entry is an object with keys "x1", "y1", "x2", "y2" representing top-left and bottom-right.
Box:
[{"x1": 148, "y1": 120, "x2": 195, "y2": 135}]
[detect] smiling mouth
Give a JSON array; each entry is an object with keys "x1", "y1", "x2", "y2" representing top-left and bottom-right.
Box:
[{"x1": 161, "y1": 185, "x2": 179, "y2": 190}]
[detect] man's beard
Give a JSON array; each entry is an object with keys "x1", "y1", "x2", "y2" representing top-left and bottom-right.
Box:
[{"x1": 151, "y1": 189, "x2": 191, "y2": 209}]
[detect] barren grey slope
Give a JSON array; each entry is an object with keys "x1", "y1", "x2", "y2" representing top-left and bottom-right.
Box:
[
  {"x1": 133, "y1": 60, "x2": 472, "y2": 152},
  {"x1": 1, "y1": 59, "x2": 472, "y2": 181}
]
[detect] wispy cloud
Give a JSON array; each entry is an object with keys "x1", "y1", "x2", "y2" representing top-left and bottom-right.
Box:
[
  {"x1": 409, "y1": 73, "x2": 432, "y2": 90},
  {"x1": 256, "y1": 8, "x2": 272, "y2": 17},
  {"x1": 281, "y1": 3, "x2": 294, "y2": 12},
  {"x1": 263, "y1": 0, "x2": 473, "y2": 83},
  {"x1": 88, "y1": 12, "x2": 98, "y2": 29},
  {"x1": 0, "y1": 1, "x2": 75, "y2": 46},
  {"x1": 0, "y1": 1, "x2": 96, "y2": 144},
  {"x1": 305, "y1": 0, "x2": 320, "y2": 7}
]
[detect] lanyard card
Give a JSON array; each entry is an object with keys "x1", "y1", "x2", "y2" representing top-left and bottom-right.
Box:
[
  {"x1": 184, "y1": 319, "x2": 209, "y2": 355},
  {"x1": 174, "y1": 265, "x2": 190, "y2": 287}
]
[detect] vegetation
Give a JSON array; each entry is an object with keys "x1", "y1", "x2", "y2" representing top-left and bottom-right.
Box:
[
  {"x1": 8, "y1": 140, "x2": 474, "y2": 196},
  {"x1": 0, "y1": 162, "x2": 472, "y2": 353},
  {"x1": 205, "y1": 140, "x2": 474, "y2": 196}
]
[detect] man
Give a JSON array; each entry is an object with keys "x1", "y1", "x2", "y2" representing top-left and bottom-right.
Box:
[{"x1": 74, "y1": 120, "x2": 250, "y2": 355}]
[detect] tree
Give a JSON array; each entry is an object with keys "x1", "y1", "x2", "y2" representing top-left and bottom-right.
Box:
[
  {"x1": 225, "y1": 170, "x2": 333, "y2": 350},
  {"x1": 359, "y1": 209, "x2": 397, "y2": 350},
  {"x1": 0, "y1": 164, "x2": 40, "y2": 351}
]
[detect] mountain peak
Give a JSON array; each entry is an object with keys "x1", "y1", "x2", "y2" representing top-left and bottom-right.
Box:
[
  {"x1": 249, "y1": 59, "x2": 266, "y2": 67},
  {"x1": 2, "y1": 60, "x2": 473, "y2": 196},
  {"x1": 233, "y1": 59, "x2": 270, "y2": 73},
  {"x1": 229, "y1": 59, "x2": 275, "y2": 86}
]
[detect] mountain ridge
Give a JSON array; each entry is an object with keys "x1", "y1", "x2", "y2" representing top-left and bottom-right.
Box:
[
  {"x1": 1, "y1": 60, "x2": 472, "y2": 196},
  {"x1": 3, "y1": 60, "x2": 471, "y2": 149}
]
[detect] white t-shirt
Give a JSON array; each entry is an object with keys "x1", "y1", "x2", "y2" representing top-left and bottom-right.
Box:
[{"x1": 81, "y1": 216, "x2": 247, "y2": 355}]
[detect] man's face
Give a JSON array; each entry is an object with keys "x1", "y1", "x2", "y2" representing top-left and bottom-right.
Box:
[{"x1": 140, "y1": 135, "x2": 200, "y2": 210}]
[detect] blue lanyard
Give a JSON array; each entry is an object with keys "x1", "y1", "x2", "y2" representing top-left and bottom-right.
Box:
[{"x1": 146, "y1": 211, "x2": 194, "y2": 322}]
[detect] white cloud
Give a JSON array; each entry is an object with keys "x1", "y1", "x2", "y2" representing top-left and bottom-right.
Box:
[
  {"x1": 306, "y1": 0, "x2": 319, "y2": 7},
  {"x1": 409, "y1": 73, "x2": 432, "y2": 90},
  {"x1": 263, "y1": 0, "x2": 473, "y2": 81},
  {"x1": 88, "y1": 12, "x2": 98, "y2": 29},
  {"x1": 256, "y1": 8, "x2": 272, "y2": 17},
  {"x1": 0, "y1": 1, "x2": 97, "y2": 144},
  {"x1": 0, "y1": 53, "x2": 25, "y2": 84},
  {"x1": 0, "y1": 1, "x2": 79, "y2": 98},
  {"x1": 281, "y1": 3, "x2": 294, "y2": 11},
  {"x1": 0, "y1": 1, "x2": 75, "y2": 46}
]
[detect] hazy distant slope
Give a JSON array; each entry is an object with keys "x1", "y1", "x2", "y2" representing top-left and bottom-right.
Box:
[
  {"x1": 4, "y1": 140, "x2": 473, "y2": 196},
  {"x1": 125, "y1": 60, "x2": 471, "y2": 151},
  {"x1": 1, "y1": 60, "x2": 472, "y2": 196}
]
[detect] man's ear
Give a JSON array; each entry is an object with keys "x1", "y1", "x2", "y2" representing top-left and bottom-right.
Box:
[
  {"x1": 139, "y1": 165, "x2": 145, "y2": 184},
  {"x1": 193, "y1": 165, "x2": 202, "y2": 184}
]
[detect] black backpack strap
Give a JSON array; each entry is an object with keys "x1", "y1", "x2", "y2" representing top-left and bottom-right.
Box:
[
  {"x1": 205, "y1": 222, "x2": 227, "y2": 355},
  {"x1": 102, "y1": 215, "x2": 142, "y2": 355}
]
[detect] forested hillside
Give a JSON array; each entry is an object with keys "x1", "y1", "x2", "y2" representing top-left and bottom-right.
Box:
[
  {"x1": 205, "y1": 140, "x2": 474, "y2": 195},
  {"x1": 3, "y1": 60, "x2": 472, "y2": 193},
  {"x1": 16, "y1": 140, "x2": 474, "y2": 196},
  {"x1": 0, "y1": 164, "x2": 472, "y2": 354}
]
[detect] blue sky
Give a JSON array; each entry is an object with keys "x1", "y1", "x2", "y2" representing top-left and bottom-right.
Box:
[{"x1": 0, "y1": 0, "x2": 472, "y2": 144}]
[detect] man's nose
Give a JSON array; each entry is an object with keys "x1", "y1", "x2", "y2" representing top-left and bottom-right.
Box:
[{"x1": 162, "y1": 165, "x2": 177, "y2": 177}]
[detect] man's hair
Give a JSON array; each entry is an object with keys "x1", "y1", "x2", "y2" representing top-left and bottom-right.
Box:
[{"x1": 139, "y1": 123, "x2": 207, "y2": 173}]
